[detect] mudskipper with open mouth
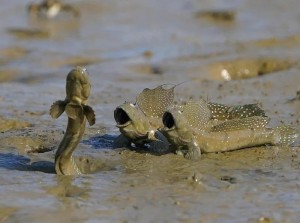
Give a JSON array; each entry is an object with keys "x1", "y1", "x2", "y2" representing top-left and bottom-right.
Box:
[
  {"x1": 161, "y1": 100, "x2": 298, "y2": 160},
  {"x1": 114, "y1": 84, "x2": 268, "y2": 154},
  {"x1": 113, "y1": 85, "x2": 174, "y2": 153}
]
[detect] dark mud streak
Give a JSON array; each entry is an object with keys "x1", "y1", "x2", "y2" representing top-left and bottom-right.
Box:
[
  {"x1": 0, "y1": 153, "x2": 54, "y2": 174},
  {"x1": 81, "y1": 134, "x2": 116, "y2": 149}
]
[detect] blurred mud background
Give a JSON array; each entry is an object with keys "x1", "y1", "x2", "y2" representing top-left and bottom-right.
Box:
[{"x1": 0, "y1": 0, "x2": 300, "y2": 222}]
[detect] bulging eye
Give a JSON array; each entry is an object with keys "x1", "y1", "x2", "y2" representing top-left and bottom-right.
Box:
[
  {"x1": 163, "y1": 112, "x2": 175, "y2": 129},
  {"x1": 114, "y1": 107, "x2": 131, "y2": 126}
]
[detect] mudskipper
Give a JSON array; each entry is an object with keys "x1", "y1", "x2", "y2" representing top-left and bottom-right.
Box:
[
  {"x1": 50, "y1": 67, "x2": 95, "y2": 175},
  {"x1": 114, "y1": 85, "x2": 174, "y2": 153},
  {"x1": 161, "y1": 100, "x2": 298, "y2": 160},
  {"x1": 114, "y1": 84, "x2": 267, "y2": 154}
]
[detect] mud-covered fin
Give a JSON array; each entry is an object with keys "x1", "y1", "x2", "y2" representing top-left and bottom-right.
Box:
[
  {"x1": 83, "y1": 105, "x2": 96, "y2": 126},
  {"x1": 148, "y1": 131, "x2": 170, "y2": 154},
  {"x1": 65, "y1": 103, "x2": 84, "y2": 120},
  {"x1": 211, "y1": 116, "x2": 270, "y2": 132},
  {"x1": 185, "y1": 140, "x2": 201, "y2": 160},
  {"x1": 181, "y1": 100, "x2": 211, "y2": 131},
  {"x1": 228, "y1": 104, "x2": 266, "y2": 119},
  {"x1": 50, "y1": 100, "x2": 66, "y2": 119},
  {"x1": 136, "y1": 85, "x2": 175, "y2": 118},
  {"x1": 274, "y1": 126, "x2": 299, "y2": 145}
]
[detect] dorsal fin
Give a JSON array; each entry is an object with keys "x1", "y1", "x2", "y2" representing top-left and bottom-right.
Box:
[
  {"x1": 208, "y1": 103, "x2": 266, "y2": 121},
  {"x1": 211, "y1": 116, "x2": 270, "y2": 132},
  {"x1": 181, "y1": 100, "x2": 211, "y2": 131},
  {"x1": 207, "y1": 103, "x2": 230, "y2": 120},
  {"x1": 136, "y1": 84, "x2": 176, "y2": 118},
  {"x1": 228, "y1": 104, "x2": 266, "y2": 119}
]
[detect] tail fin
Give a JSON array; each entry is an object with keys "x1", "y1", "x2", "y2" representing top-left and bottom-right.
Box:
[{"x1": 274, "y1": 126, "x2": 299, "y2": 145}]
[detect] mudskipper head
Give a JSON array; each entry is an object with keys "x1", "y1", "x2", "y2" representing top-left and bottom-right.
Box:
[
  {"x1": 114, "y1": 84, "x2": 177, "y2": 142},
  {"x1": 161, "y1": 100, "x2": 211, "y2": 145},
  {"x1": 66, "y1": 66, "x2": 91, "y2": 105},
  {"x1": 114, "y1": 102, "x2": 153, "y2": 141},
  {"x1": 161, "y1": 107, "x2": 191, "y2": 145}
]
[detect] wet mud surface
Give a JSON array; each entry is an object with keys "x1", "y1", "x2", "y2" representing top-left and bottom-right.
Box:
[{"x1": 0, "y1": 0, "x2": 300, "y2": 222}]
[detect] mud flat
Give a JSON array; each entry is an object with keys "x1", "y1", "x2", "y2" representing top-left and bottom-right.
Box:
[{"x1": 0, "y1": 0, "x2": 300, "y2": 222}]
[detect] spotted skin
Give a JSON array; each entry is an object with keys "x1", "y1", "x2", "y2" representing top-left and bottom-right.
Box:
[
  {"x1": 208, "y1": 103, "x2": 266, "y2": 121},
  {"x1": 136, "y1": 85, "x2": 175, "y2": 118},
  {"x1": 161, "y1": 100, "x2": 298, "y2": 160},
  {"x1": 178, "y1": 100, "x2": 211, "y2": 131},
  {"x1": 211, "y1": 116, "x2": 270, "y2": 132}
]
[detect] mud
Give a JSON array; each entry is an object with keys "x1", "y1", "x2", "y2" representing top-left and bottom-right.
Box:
[
  {"x1": 194, "y1": 10, "x2": 236, "y2": 22},
  {"x1": 0, "y1": 0, "x2": 300, "y2": 222},
  {"x1": 6, "y1": 28, "x2": 50, "y2": 39},
  {"x1": 206, "y1": 57, "x2": 296, "y2": 80}
]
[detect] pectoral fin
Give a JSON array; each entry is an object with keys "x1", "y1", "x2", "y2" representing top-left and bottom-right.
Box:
[
  {"x1": 185, "y1": 140, "x2": 201, "y2": 160},
  {"x1": 50, "y1": 100, "x2": 66, "y2": 119},
  {"x1": 83, "y1": 105, "x2": 96, "y2": 126},
  {"x1": 65, "y1": 103, "x2": 84, "y2": 119}
]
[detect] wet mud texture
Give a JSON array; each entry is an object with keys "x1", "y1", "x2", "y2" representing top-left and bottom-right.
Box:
[{"x1": 0, "y1": 0, "x2": 300, "y2": 222}]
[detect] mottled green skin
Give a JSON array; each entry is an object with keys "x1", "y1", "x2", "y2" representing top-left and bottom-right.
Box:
[
  {"x1": 50, "y1": 67, "x2": 95, "y2": 175},
  {"x1": 161, "y1": 101, "x2": 298, "y2": 160},
  {"x1": 28, "y1": 0, "x2": 80, "y2": 18}
]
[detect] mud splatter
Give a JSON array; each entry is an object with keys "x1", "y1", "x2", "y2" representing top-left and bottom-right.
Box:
[
  {"x1": 194, "y1": 10, "x2": 236, "y2": 22},
  {"x1": 7, "y1": 28, "x2": 49, "y2": 39},
  {"x1": 0, "y1": 117, "x2": 31, "y2": 132}
]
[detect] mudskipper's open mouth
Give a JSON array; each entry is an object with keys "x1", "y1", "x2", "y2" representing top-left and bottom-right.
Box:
[
  {"x1": 114, "y1": 107, "x2": 131, "y2": 127},
  {"x1": 162, "y1": 111, "x2": 175, "y2": 130}
]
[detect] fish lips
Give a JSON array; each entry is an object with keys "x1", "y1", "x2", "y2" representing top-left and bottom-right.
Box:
[
  {"x1": 114, "y1": 107, "x2": 132, "y2": 128},
  {"x1": 161, "y1": 111, "x2": 177, "y2": 131}
]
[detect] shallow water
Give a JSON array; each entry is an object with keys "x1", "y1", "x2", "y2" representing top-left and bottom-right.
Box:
[{"x1": 0, "y1": 0, "x2": 300, "y2": 222}]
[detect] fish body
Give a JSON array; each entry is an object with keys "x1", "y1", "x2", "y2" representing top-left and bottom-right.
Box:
[
  {"x1": 50, "y1": 67, "x2": 95, "y2": 175},
  {"x1": 161, "y1": 100, "x2": 298, "y2": 160}
]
